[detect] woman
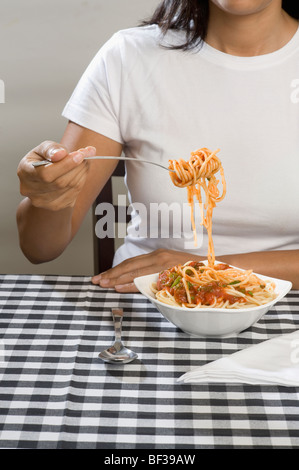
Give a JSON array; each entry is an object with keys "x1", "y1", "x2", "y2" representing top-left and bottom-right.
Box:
[{"x1": 17, "y1": 0, "x2": 299, "y2": 291}]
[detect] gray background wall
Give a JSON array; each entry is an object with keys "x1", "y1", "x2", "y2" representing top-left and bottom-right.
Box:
[{"x1": 0, "y1": 0, "x2": 159, "y2": 275}]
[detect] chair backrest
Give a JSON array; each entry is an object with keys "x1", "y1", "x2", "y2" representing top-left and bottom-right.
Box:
[{"x1": 92, "y1": 160, "x2": 130, "y2": 274}]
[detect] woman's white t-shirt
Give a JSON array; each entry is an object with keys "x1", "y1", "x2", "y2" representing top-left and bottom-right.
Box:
[{"x1": 62, "y1": 25, "x2": 299, "y2": 265}]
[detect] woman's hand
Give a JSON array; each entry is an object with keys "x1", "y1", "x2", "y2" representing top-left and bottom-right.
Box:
[
  {"x1": 17, "y1": 140, "x2": 97, "y2": 211},
  {"x1": 92, "y1": 248, "x2": 204, "y2": 292}
]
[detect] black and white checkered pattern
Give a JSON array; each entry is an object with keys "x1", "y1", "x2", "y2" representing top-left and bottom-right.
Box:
[{"x1": 0, "y1": 274, "x2": 299, "y2": 449}]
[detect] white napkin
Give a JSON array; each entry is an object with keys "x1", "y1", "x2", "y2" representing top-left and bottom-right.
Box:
[{"x1": 178, "y1": 330, "x2": 299, "y2": 386}]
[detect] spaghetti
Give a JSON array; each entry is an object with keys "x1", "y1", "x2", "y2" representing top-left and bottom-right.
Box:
[
  {"x1": 152, "y1": 261, "x2": 276, "y2": 309},
  {"x1": 150, "y1": 148, "x2": 277, "y2": 309},
  {"x1": 168, "y1": 148, "x2": 226, "y2": 266}
]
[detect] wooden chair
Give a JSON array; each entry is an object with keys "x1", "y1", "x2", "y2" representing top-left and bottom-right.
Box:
[{"x1": 92, "y1": 160, "x2": 130, "y2": 274}]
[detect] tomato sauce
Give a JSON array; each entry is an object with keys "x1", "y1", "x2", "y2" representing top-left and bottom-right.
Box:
[
  {"x1": 194, "y1": 282, "x2": 241, "y2": 305},
  {"x1": 156, "y1": 270, "x2": 173, "y2": 290},
  {"x1": 157, "y1": 264, "x2": 243, "y2": 306}
]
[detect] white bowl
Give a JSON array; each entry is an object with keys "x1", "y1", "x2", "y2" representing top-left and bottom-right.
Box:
[{"x1": 134, "y1": 269, "x2": 292, "y2": 337}]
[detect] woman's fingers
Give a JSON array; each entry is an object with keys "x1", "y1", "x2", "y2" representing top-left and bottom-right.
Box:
[
  {"x1": 91, "y1": 249, "x2": 204, "y2": 292},
  {"x1": 96, "y1": 263, "x2": 158, "y2": 288},
  {"x1": 33, "y1": 140, "x2": 69, "y2": 163},
  {"x1": 31, "y1": 146, "x2": 96, "y2": 181},
  {"x1": 114, "y1": 282, "x2": 139, "y2": 293},
  {"x1": 93, "y1": 252, "x2": 156, "y2": 282},
  {"x1": 92, "y1": 250, "x2": 165, "y2": 287},
  {"x1": 17, "y1": 142, "x2": 97, "y2": 211}
]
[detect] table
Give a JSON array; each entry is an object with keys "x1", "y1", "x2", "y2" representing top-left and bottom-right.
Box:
[{"x1": 0, "y1": 274, "x2": 299, "y2": 449}]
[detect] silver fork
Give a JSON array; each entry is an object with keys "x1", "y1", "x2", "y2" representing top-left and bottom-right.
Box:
[
  {"x1": 32, "y1": 155, "x2": 175, "y2": 172},
  {"x1": 98, "y1": 308, "x2": 138, "y2": 364}
]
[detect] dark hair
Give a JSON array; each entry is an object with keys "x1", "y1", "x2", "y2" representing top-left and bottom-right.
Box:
[{"x1": 142, "y1": 0, "x2": 299, "y2": 51}]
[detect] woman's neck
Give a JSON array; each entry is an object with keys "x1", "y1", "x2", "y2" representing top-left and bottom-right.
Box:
[{"x1": 205, "y1": 2, "x2": 298, "y2": 56}]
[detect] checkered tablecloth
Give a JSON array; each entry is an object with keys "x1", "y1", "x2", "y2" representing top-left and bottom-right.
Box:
[{"x1": 0, "y1": 274, "x2": 299, "y2": 449}]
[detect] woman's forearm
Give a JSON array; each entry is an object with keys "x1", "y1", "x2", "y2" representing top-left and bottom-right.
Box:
[
  {"x1": 16, "y1": 197, "x2": 73, "y2": 264},
  {"x1": 92, "y1": 248, "x2": 299, "y2": 293},
  {"x1": 217, "y1": 250, "x2": 299, "y2": 289}
]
